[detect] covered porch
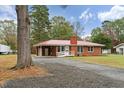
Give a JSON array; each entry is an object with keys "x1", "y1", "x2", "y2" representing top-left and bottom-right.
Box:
[
  {"x1": 36, "y1": 46, "x2": 57, "y2": 56},
  {"x1": 36, "y1": 46, "x2": 74, "y2": 57}
]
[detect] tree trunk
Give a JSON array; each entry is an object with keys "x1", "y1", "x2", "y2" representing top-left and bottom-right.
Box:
[{"x1": 16, "y1": 5, "x2": 32, "y2": 68}]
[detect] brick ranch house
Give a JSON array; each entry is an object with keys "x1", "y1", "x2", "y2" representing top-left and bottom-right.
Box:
[{"x1": 33, "y1": 36, "x2": 104, "y2": 57}]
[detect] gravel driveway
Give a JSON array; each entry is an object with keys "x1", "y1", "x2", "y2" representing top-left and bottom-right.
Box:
[
  {"x1": 3, "y1": 57, "x2": 124, "y2": 88},
  {"x1": 34, "y1": 57, "x2": 124, "y2": 81}
]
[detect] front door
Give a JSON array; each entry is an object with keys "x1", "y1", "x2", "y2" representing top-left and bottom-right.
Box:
[{"x1": 65, "y1": 46, "x2": 69, "y2": 56}]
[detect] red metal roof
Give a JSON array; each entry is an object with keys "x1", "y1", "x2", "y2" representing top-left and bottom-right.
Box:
[{"x1": 34, "y1": 40, "x2": 104, "y2": 47}]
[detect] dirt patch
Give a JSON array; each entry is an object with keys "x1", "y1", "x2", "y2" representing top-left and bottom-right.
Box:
[
  {"x1": 0, "y1": 66, "x2": 48, "y2": 87},
  {"x1": 0, "y1": 55, "x2": 49, "y2": 87},
  {"x1": 0, "y1": 55, "x2": 16, "y2": 69}
]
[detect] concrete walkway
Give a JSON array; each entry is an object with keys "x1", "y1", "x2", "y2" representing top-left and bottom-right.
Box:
[{"x1": 33, "y1": 57, "x2": 124, "y2": 81}]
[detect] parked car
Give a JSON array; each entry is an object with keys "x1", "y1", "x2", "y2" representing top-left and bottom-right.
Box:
[{"x1": 0, "y1": 44, "x2": 12, "y2": 54}]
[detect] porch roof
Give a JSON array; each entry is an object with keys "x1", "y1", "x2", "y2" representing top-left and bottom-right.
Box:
[
  {"x1": 34, "y1": 40, "x2": 104, "y2": 47},
  {"x1": 114, "y1": 43, "x2": 124, "y2": 48}
]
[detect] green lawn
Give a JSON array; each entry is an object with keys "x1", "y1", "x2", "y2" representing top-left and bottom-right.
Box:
[{"x1": 68, "y1": 54, "x2": 124, "y2": 68}]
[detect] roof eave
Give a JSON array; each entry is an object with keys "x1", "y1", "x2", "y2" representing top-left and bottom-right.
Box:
[{"x1": 33, "y1": 44, "x2": 105, "y2": 47}]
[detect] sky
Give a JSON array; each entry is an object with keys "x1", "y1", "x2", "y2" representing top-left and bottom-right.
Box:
[{"x1": 0, "y1": 5, "x2": 124, "y2": 38}]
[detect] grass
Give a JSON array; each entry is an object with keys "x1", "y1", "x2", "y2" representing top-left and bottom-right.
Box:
[
  {"x1": 0, "y1": 55, "x2": 16, "y2": 69},
  {"x1": 68, "y1": 54, "x2": 124, "y2": 69},
  {"x1": 0, "y1": 54, "x2": 48, "y2": 86}
]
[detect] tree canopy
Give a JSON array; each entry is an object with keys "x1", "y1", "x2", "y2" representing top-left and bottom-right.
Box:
[
  {"x1": 91, "y1": 33, "x2": 112, "y2": 49},
  {"x1": 50, "y1": 16, "x2": 74, "y2": 40},
  {"x1": 72, "y1": 21, "x2": 84, "y2": 37},
  {"x1": 91, "y1": 17, "x2": 124, "y2": 49},
  {"x1": 0, "y1": 20, "x2": 17, "y2": 51},
  {"x1": 30, "y1": 5, "x2": 50, "y2": 44}
]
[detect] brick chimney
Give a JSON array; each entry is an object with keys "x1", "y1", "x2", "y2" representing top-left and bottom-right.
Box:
[
  {"x1": 70, "y1": 36, "x2": 77, "y2": 45},
  {"x1": 70, "y1": 36, "x2": 77, "y2": 56}
]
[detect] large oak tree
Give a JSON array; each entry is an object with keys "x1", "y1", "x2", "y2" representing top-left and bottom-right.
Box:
[{"x1": 16, "y1": 5, "x2": 32, "y2": 68}]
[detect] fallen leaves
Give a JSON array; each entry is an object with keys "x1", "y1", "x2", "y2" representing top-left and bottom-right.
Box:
[
  {"x1": 0, "y1": 55, "x2": 48, "y2": 87},
  {"x1": 0, "y1": 66, "x2": 48, "y2": 87}
]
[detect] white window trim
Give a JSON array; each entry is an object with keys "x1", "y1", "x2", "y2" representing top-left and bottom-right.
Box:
[
  {"x1": 88, "y1": 47, "x2": 94, "y2": 52},
  {"x1": 77, "y1": 46, "x2": 83, "y2": 53},
  {"x1": 60, "y1": 46, "x2": 65, "y2": 52}
]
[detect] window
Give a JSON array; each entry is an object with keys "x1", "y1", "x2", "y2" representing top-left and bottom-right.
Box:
[
  {"x1": 88, "y1": 47, "x2": 94, "y2": 52},
  {"x1": 77, "y1": 46, "x2": 83, "y2": 52},
  {"x1": 61, "y1": 46, "x2": 65, "y2": 51},
  {"x1": 58, "y1": 46, "x2": 65, "y2": 52}
]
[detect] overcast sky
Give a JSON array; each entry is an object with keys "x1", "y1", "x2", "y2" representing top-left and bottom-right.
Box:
[{"x1": 0, "y1": 5, "x2": 124, "y2": 38}]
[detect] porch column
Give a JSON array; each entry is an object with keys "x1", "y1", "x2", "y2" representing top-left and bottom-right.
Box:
[
  {"x1": 36, "y1": 47, "x2": 38, "y2": 56},
  {"x1": 56, "y1": 46, "x2": 58, "y2": 56},
  {"x1": 39, "y1": 46, "x2": 42, "y2": 56}
]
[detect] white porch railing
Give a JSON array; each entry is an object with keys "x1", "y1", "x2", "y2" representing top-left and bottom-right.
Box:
[{"x1": 56, "y1": 51, "x2": 74, "y2": 57}]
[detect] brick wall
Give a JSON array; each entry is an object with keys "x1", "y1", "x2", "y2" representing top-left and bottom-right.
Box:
[
  {"x1": 70, "y1": 36, "x2": 77, "y2": 45},
  {"x1": 70, "y1": 46, "x2": 77, "y2": 56},
  {"x1": 70, "y1": 36, "x2": 77, "y2": 56},
  {"x1": 70, "y1": 46, "x2": 102, "y2": 56},
  {"x1": 81, "y1": 46, "x2": 102, "y2": 56}
]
